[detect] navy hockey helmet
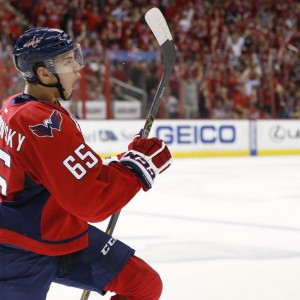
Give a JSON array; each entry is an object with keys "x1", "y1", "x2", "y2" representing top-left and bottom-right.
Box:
[{"x1": 13, "y1": 27, "x2": 85, "y2": 99}]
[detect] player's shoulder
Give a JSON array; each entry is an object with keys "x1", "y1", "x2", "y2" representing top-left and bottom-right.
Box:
[
  {"x1": 1, "y1": 93, "x2": 77, "y2": 134},
  {"x1": 4, "y1": 94, "x2": 64, "y2": 117}
]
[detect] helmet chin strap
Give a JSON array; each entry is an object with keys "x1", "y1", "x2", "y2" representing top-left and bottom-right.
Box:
[{"x1": 37, "y1": 73, "x2": 71, "y2": 101}]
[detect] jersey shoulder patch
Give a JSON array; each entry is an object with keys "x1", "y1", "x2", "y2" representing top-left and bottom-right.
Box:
[{"x1": 29, "y1": 110, "x2": 62, "y2": 138}]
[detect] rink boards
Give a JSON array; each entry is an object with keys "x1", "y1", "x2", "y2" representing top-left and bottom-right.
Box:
[{"x1": 78, "y1": 119, "x2": 300, "y2": 158}]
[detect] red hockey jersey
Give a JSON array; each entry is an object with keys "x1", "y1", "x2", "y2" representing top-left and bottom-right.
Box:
[{"x1": 0, "y1": 93, "x2": 142, "y2": 255}]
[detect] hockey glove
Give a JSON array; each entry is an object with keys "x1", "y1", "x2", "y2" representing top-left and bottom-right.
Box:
[{"x1": 119, "y1": 132, "x2": 172, "y2": 190}]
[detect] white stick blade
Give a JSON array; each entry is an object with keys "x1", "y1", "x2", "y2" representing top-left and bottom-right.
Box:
[{"x1": 145, "y1": 7, "x2": 173, "y2": 46}]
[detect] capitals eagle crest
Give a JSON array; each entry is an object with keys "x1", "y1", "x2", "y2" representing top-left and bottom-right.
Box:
[{"x1": 29, "y1": 110, "x2": 62, "y2": 137}]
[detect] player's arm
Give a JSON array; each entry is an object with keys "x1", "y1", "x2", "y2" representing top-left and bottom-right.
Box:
[{"x1": 20, "y1": 110, "x2": 171, "y2": 222}]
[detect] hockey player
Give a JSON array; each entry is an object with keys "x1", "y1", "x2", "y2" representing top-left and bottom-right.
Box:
[{"x1": 0, "y1": 27, "x2": 172, "y2": 300}]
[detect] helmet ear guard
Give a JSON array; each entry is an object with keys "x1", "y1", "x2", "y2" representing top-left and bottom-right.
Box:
[{"x1": 23, "y1": 62, "x2": 47, "y2": 84}]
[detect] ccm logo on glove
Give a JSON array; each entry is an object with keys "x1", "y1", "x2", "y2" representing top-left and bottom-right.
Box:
[
  {"x1": 122, "y1": 152, "x2": 156, "y2": 179},
  {"x1": 120, "y1": 133, "x2": 172, "y2": 190}
]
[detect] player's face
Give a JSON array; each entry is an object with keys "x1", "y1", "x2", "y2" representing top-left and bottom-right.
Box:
[{"x1": 54, "y1": 46, "x2": 85, "y2": 98}]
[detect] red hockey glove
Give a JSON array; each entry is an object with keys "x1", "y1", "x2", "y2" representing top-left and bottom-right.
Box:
[{"x1": 119, "y1": 132, "x2": 172, "y2": 190}]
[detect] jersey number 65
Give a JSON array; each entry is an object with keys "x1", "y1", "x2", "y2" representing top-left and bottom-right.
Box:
[{"x1": 63, "y1": 144, "x2": 98, "y2": 179}]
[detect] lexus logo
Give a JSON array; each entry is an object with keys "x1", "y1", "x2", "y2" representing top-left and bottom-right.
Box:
[{"x1": 269, "y1": 125, "x2": 300, "y2": 143}]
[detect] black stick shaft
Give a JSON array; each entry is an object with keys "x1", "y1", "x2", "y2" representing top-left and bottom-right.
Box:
[{"x1": 80, "y1": 17, "x2": 176, "y2": 300}]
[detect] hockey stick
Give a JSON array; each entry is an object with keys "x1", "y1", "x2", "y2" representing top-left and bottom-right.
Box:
[{"x1": 80, "y1": 7, "x2": 176, "y2": 300}]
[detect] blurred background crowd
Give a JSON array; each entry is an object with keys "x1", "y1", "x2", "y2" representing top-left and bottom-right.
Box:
[{"x1": 1, "y1": 0, "x2": 300, "y2": 119}]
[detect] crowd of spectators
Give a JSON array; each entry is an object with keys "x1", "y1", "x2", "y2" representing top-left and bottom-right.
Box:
[{"x1": 1, "y1": 0, "x2": 300, "y2": 119}]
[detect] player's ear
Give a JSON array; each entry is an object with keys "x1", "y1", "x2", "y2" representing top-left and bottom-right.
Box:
[{"x1": 36, "y1": 67, "x2": 53, "y2": 83}]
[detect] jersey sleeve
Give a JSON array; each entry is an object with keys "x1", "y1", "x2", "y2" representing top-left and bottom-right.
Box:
[{"x1": 14, "y1": 104, "x2": 142, "y2": 222}]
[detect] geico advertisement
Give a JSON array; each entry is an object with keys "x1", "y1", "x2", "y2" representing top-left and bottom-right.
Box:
[
  {"x1": 257, "y1": 120, "x2": 300, "y2": 149},
  {"x1": 78, "y1": 120, "x2": 249, "y2": 155}
]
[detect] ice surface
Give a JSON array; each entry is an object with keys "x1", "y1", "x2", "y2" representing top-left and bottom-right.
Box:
[{"x1": 47, "y1": 156, "x2": 300, "y2": 299}]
